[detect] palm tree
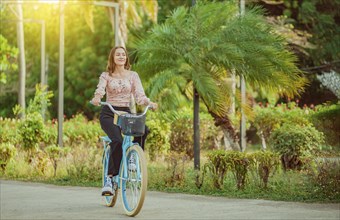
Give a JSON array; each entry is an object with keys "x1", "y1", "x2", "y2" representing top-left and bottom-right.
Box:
[{"x1": 135, "y1": 1, "x2": 307, "y2": 150}]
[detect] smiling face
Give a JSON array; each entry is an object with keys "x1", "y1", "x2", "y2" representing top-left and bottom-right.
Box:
[
  {"x1": 114, "y1": 48, "x2": 127, "y2": 67},
  {"x1": 106, "y1": 46, "x2": 131, "y2": 74}
]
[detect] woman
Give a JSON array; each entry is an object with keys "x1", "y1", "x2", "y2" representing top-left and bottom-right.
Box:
[{"x1": 91, "y1": 46, "x2": 157, "y2": 196}]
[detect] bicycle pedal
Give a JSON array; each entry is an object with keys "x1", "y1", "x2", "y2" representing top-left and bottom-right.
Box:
[{"x1": 102, "y1": 192, "x2": 113, "y2": 196}]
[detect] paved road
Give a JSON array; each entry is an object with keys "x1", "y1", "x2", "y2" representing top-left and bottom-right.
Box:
[{"x1": 1, "y1": 180, "x2": 339, "y2": 220}]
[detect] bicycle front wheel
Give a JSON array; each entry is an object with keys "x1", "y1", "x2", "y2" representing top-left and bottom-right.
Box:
[{"x1": 120, "y1": 144, "x2": 147, "y2": 217}]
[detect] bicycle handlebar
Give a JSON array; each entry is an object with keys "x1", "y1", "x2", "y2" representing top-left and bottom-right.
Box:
[{"x1": 90, "y1": 101, "x2": 151, "y2": 117}]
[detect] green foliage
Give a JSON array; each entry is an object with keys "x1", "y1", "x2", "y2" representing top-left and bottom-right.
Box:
[
  {"x1": 169, "y1": 108, "x2": 220, "y2": 159},
  {"x1": 297, "y1": 0, "x2": 340, "y2": 63},
  {"x1": 309, "y1": 159, "x2": 340, "y2": 200},
  {"x1": 204, "y1": 150, "x2": 230, "y2": 189},
  {"x1": 0, "y1": 117, "x2": 20, "y2": 146},
  {"x1": 18, "y1": 112, "x2": 45, "y2": 152},
  {"x1": 225, "y1": 151, "x2": 251, "y2": 190},
  {"x1": 136, "y1": 1, "x2": 306, "y2": 119},
  {"x1": 163, "y1": 152, "x2": 188, "y2": 187},
  {"x1": 26, "y1": 84, "x2": 54, "y2": 116},
  {"x1": 66, "y1": 145, "x2": 102, "y2": 181},
  {"x1": 249, "y1": 151, "x2": 280, "y2": 188},
  {"x1": 45, "y1": 145, "x2": 70, "y2": 177},
  {"x1": 63, "y1": 114, "x2": 103, "y2": 146},
  {"x1": 309, "y1": 104, "x2": 340, "y2": 148},
  {"x1": 145, "y1": 112, "x2": 171, "y2": 161},
  {"x1": 0, "y1": 143, "x2": 17, "y2": 171},
  {"x1": 42, "y1": 120, "x2": 58, "y2": 146},
  {"x1": 205, "y1": 150, "x2": 251, "y2": 190},
  {"x1": 270, "y1": 124, "x2": 325, "y2": 170},
  {"x1": 169, "y1": 113, "x2": 193, "y2": 158},
  {"x1": 0, "y1": 34, "x2": 18, "y2": 84},
  {"x1": 252, "y1": 105, "x2": 283, "y2": 141},
  {"x1": 252, "y1": 102, "x2": 311, "y2": 149}
]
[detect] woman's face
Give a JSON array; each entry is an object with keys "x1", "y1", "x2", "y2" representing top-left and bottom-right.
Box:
[{"x1": 114, "y1": 48, "x2": 127, "y2": 67}]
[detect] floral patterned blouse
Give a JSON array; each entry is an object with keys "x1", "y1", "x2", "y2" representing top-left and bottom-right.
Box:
[{"x1": 93, "y1": 71, "x2": 150, "y2": 107}]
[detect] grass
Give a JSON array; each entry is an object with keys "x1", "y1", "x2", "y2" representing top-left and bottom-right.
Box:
[{"x1": 1, "y1": 150, "x2": 339, "y2": 203}]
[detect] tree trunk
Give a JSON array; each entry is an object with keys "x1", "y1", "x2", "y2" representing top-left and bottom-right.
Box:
[
  {"x1": 260, "y1": 132, "x2": 267, "y2": 151},
  {"x1": 16, "y1": 1, "x2": 26, "y2": 117},
  {"x1": 193, "y1": 87, "x2": 200, "y2": 170},
  {"x1": 209, "y1": 111, "x2": 241, "y2": 151}
]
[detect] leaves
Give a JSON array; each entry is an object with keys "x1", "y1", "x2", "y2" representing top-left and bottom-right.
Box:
[{"x1": 136, "y1": 1, "x2": 307, "y2": 117}]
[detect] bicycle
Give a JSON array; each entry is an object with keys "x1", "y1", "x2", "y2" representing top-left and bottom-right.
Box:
[{"x1": 91, "y1": 101, "x2": 149, "y2": 217}]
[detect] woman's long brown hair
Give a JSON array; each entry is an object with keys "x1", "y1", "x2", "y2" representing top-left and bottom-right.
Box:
[{"x1": 106, "y1": 46, "x2": 131, "y2": 75}]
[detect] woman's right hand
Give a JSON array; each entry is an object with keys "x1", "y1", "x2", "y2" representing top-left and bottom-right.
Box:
[{"x1": 91, "y1": 97, "x2": 101, "y2": 106}]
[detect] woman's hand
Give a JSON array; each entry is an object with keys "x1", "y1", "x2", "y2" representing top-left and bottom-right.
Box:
[
  {"x1": 149, "y1": 102, "x2": 158, "y2": 110},
  {"x1": 91, "y1": 97, "x2": 101, "y2": 106}
]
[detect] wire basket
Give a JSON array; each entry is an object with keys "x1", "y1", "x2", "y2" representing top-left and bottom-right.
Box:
[{"x1": 118, "y1": 113, "x2": 146, "y2": 136}]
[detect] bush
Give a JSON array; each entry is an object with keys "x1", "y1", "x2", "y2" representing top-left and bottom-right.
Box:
[
  {"x1": 169, "y1": 110, "x2": 220, "y2": 159},
  {"x1": 0, "y1": 117, "x2": 20, "y2": 146},
  {"x1": 170, "y1": 114, "x2": 193, "y2": 158},
  {"x1": 0, "y1": 143, "x2": 17, "y2": 171},
  {"x1": 252, "y1": 103, "x2": 311, "y2": 150},
  {"x1": 249, "y1": 151, "x2": 280, "y2": 188},
  {"x1": 270, "y1": 124, "x2": 325, "y2": 170},
  {"x1": 204, "y1": 150, "x2": 250, "y2": 190},
  {"x1": 18, "y1": 112, "x2": 45, "y2": 153},
  {"x1": 145, "y1": 112, "x2": 170, "y2": 161},
  {"x1": 204, "y1": 150, "x2": 230, "y2": 189},
  {"x1": 309, "y1": 159, "x2": 340, "y2": 200},
  {"x1": 63, "y1": 114, "x2": 103, "y2": 147},
  {"x1": 163, "y1": 152, "x2": 188, "y2": 187},
  {"x1": 309, "y1": 104, "x2": 340, "y2": 149},
  {"x1": 45, "y1": 145, "x2": 70, "y2": 177},
  {"x1": 252, "y1": 106, "x2": 283, "y2": 149}
]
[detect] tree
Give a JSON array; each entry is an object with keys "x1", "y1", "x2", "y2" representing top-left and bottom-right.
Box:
[
  {"x1": 0, "y1": 35, "x2": 18, "y2": 84},
  {"x1": 135, "y1": 1, "x2": 306, "y2": 151}
]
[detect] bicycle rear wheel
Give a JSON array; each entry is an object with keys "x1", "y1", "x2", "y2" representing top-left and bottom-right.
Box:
[
  {"x1": 102, "y1": 145, "x2": 118, "y2": 207},
  {"x1": 120, "y1": 144, "x2": 147, "y2": 216}
]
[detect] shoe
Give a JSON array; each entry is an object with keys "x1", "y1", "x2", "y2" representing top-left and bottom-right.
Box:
[
  {"x1": 128, "y1": 154, "x2": 137, "y2": 171},
  {"x1": 101, "y1": 176, "x2": 113, "y2": 196}
]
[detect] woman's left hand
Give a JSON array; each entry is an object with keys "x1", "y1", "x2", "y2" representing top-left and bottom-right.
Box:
[{"x1": 149, "y1": 102, "x2": 158, "y2": 110}]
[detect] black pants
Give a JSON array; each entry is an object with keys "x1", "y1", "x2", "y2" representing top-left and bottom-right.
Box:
[{"x1": 99, "y1": 105, "x2": 149, "y2": 176}]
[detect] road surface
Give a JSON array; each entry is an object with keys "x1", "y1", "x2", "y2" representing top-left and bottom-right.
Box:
[{"x1": 1, "y1": 180, "x2": 339, "y2": 219}]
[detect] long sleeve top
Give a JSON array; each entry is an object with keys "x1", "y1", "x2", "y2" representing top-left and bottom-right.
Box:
[{"x1": 93, "y1": 71, "x2": 150, "y2": 107}]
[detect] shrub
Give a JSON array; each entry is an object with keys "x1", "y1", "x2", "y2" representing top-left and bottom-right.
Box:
[
  {"x1": 0, "y1": 117, "x2": 20, "y2": 146},
  {"x1": 18, "y1": 112, "x2": 45, "y2": 160},
  {"x1": 270, "y1": 124, "x2": 325, "y2": 170},
  {"x1": 145, "y1": 112, "x2": 170, "y2": 161},
  {"x1": 169, "y1": 110, "x2": 220, "y2": 159},
  {"x1": 226, "y1": 151, "x2": 250, "y2": 190},
  {"x1": 170, "y1": 114, "x2": 193, "y2": 158},
  {"x1": 249, "y1": 151, "x2": 280, "y2": 188},
  {"x1": 204, "y1": 150, "x2": 250, "y2": 190},
  {"x1": 42, "y1": 121, "x2": 58, "y2": 146},
  {"x1": 204, "y1": 150, "x2": 230, "y2": 189},
  {"x1": 63, "y1": 114, "x2": 103, "y2": 147},
  {"x1": 163, "y1": 152, "x2": 188, "y2": 187},
  {"x1": 309, "y1": 104, "x2": 340, "y2": 149},
  {"x1": 45, "y1": 145, "x2": 70, "y2": 177},
  {"x1": 309, "y1": 159, "x2": 340, "y2": 200},
  {"x1": 252, "y1": 106, "x2": 283, "y2": 149},
  {"x1": 252, "y1": 103, "x2": 311, "y2": 150},
  {"x1": 0, "y1": 143, "x2": 17, "y2": 171},
  {"x1": 66, "y1": 145, "x2": 101, "y2": 181}
]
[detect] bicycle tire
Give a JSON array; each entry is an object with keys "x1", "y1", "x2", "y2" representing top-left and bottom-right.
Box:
[
  {"x1": 120, "y1": 144, "x2": 147, "y2": 216},
  {"x1": 102, "y1": 145, "x2": 118, "y2": 207}
]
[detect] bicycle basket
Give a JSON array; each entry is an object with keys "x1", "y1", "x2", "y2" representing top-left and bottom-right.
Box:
[{"x1": 119, "y1": 113, "x2": 146, "y2": 136}]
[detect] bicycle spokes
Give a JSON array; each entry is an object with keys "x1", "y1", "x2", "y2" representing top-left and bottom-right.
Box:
[{"x1": 121, "y1": 145, "x2": 147, "y2": 216}]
